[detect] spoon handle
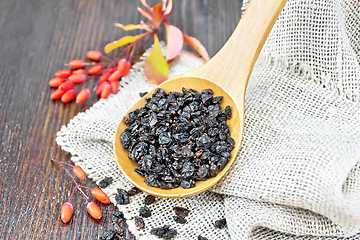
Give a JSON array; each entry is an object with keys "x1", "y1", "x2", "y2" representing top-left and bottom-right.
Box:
[{"x1": 181, "y1": 0, "x2": 287, "y2": 105}]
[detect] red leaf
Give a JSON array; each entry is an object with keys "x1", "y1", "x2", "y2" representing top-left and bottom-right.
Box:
[
  {"x1": 140, "y1": 0, "x2": 152, "y2": 12},
  {"x1": 151, "y1": 3, "x2": 164, "y2": 23},
  {"x1": 143, "y1": 34, "x2": 169, "y2": 84},
  {"x1": 164, "y1": 0, "x2": 173, "y2": 16},
  {"x1": 140, "y1": 20, "x2": 156, "y2": 32},
  {"x1": 165, "y1": 23, "x2": 183, "y2": 61},
  {"x1": 183, "y1": 34, "x2": 210, "y2": 61},
  {"x1": 137, "y1": 7, "x2": 154, "y2": 22}
]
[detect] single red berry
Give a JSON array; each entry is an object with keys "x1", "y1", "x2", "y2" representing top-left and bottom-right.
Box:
[
  {"x1": 95, "y1": 82, "x2": 109, "y2": 95},
  {"x1": 55, "y1": 69, "x2": 72, "y2": 78},
  {"x1": 101, "y1": 84, "x2": 111, "y2": 99},
  {"x1": 72, "y1": 165, "x2": 86, "y2": 180},
  {"x1": 76, "y1": 89, "x2": 90, "y2": 103},
  {"x1": 60, "y1": 202, "x2": 73, "y2": 223},
  {"x1": 69, "y1": 74, "x2": 86, "y2": 83},
  {"x1": 117, "y1": 59, "x2": 131, "y2": 77},
  {"x1": 61, "y1": 90, "x2": 77, "y2": 103},
  {"x1": 69, "y1": 59, "x2": 86, "y2": 69},
  {"x1": 51, "y1": 89, "x2": 65, "y2": 100},
  {"x1": 49, "y1": 78, "x2": 65, "y2": 87},
  {"x1": 87, "y1": 64, "x2": 103, "y2": 75},
  {"x1": 109, "y1": 70, "x2": 121, "y2": 81},
  {"x1": 87, "y1": 50, "x2": 102, "y2": 62},
  {"x1": 91, "y1": 188, "x2": 110, "y2": 204},
  {"x1": 86, "y1": 202, "x2": 102, "y2": 220},
  {"x1": 59, "y1": 81, "x2": 75, "y2": 91},
  {"x1": 110, "y1": 81, "x2": 119, "y2": 94},
  {"x1": 73, "y1": 69, "x2": 86, "y2": 75},
  {"x1": 99, "y1": 68, "x2": 114, "y2": 83}
]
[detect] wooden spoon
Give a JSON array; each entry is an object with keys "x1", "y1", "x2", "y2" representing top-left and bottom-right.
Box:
[{"x1": 114, "y1": 0, "x2": 287, "y2": 198}]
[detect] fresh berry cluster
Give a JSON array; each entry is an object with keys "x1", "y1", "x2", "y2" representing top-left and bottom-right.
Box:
[
  {"x1": 49, "y1": 50, "x2": 132, "y2": 103},
  {"x1": 51, "y1": 159, "x2": 111, "y2": 223}
]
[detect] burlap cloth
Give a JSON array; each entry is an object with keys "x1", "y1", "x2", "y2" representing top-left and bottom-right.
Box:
[{"x1": 56, "y1": 0, "x2": 360, "y2": 239}]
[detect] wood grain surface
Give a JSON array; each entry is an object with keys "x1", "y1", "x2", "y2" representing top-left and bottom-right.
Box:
[{"x1": 0, "y1": 0, "x2": 242, "y2": 239}]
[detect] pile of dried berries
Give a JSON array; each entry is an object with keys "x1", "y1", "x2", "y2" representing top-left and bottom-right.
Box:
[
  {"x1": 49, "y1": 50, "x2": 132, "y2": 103},
  {"x1": 120, "y1": 87, "x2": 234, "y2": 189},
  {"x1": 101, "y1": 209, "x2": 136, "y2": 240},
  {"x1": 150, "y1": 225, "x2": 177, "y2": 240},
  {"x1": 51, "y1": 159, "x2": 110, "y2": 223}
]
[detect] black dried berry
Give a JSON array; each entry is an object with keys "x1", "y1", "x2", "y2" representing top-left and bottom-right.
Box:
[
  {"x1": 101, "y1": 229, "x2": 119, "y2": 240},
  {"x1": 128, "y1": 187, "x2": 142, "y2": 196},
  {"x1": 225, "y1": 105, "x2": 231, "y2": 120},
  {"x1": 173, "y1": 215, "x2": 186, "y2": 224},
  {"x1": 139, "y1": 92, "x2": 148, "y2": 97},
  {"x1": 139, "y1": 206, "x2": 151, "y2": 218},
  {"x1": 115, "y1": 189, "x2": 130, "y2": 205},
  {"x1": 99, "y1": 177, "x2": 113, "y2": 188},
  {"x1": 150, "y1": 225, "x2": 177, "y2": 240},
  {"x1": 144, "y1": 195, "x2": 156, "y2": 205},
  {"x1": 173, "y1": 207, "x2": 190, "y2": 217},
  {"x1": 135, "y1": 216, "x2": 145, "y2": 229},
  {"x1": 163, "y1": 228, "x2": 177, "y2": 240},
  {"x1": 214, "y1": 218, "x2": 227, "y2": 229}
]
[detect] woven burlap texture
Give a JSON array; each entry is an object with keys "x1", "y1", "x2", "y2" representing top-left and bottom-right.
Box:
[{"x1": 56, "y1": 0, "x2": 360, "y2": 239}]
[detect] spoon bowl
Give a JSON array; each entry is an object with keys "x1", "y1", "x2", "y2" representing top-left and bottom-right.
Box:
[{"x1": 114, "y1": 0, "x2": 287, "y2": 198}]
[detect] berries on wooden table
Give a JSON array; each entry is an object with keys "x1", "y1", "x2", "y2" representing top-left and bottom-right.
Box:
[
  {"x1": 87, "y1": 202, "x2": 102, "y2": 219},
  {"x1": 49, "y1": 78, "x2": 65, "y2": 87},
  {"x1": 76, "y1": 88, "x2": 90, "y2": 103},
  {"x1": 117, "y1": 58, "x2": 131, "y2": 76},
  {"x1": 110, "y1": 80, "x2": 119, "y2": 94},
  {"x1": 59, "y1": 81, "x2": 75, "y2": 91},
  {"x1": 69, "y1": 59, "x2": 85, "y2": 69},
  {"x1": 69, "y1": 74, "x2": 86, "y2": 83},
  {"x1": 91, "y1": 187, "x2": 110, "y2": 204},
  {"x1": 51, "y1": 89, "x2": 65, "y2": 100},
  {"x1": 72, "y1": 69, "x2": 86, "y2": 75},
  {"x1": 61, "y1": 90, "x2": 77, "y2": 103},
  {"x1": 87, "y1": 64, "x2": 103, "y2": 75},
  {"x1": 109, "y1": 70, "x2": 121, "y2": 81},
  {"x1": 87, "y1": 50, "x2": 102, "y2": 61},
  {"x1": 101, "y1": 84, "x2": 111, "y2": 99},
  {"x1": 55, "y1": 69, "x2": 72, "y2": 78},
  {"x1": 60, "y1": 202, "x2": 73, "y2": 223},
  {"x1": 72, "y1": 165, "x2": 86, "y2": 180},
  {"x1": 96, "y1": 82, "x2": 109, "y2": 95},
  {"x1": 99, "y1": 68, "x2": 114, "y2": 82}
]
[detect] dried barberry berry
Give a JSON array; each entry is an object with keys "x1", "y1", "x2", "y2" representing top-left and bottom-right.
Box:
[
  {"x1": 151, "y1": 225, "x2": 177, "y2": 239},
  {"x1": 128, "y1": 187, "x2": 141, "y2": 196},
  {"x1": 115, "y1": 189, "x2": 130, "y2": 205},
  {"x1": 139, "y1": 92, "x2": 148, "y2": 97},
  {"x1": 111, "y1": 209, "x2": 125, "y2": 224},
  {"x1": 173, "y1": 207, "x2": 190, "y2": 217},
  {"x1": 99, "y1": 177, "x2": 113, "y2": 188},
  {"x1": 143, "y1": 195, "x2": 155, "y2": 205},
  {"x1": 139, "y1": 206, "x2": 151, "y2": 218},
  {"x1": 214, "y1": 218, "x2": 227, "y2": 229},
  {"x1": 173, "y1": 215, "x2": 186, "y2": 224},
  {"x1": 135, "y1": 216, "x2": 145, "y2": 230},
  {"x1": 100, "y1": 229, "x2": 120, "y2": 240}
]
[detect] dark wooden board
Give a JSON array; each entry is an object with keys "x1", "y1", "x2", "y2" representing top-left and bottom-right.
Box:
[{"x1": 0, "y1": 0, "x2": 242, "y2": 238}]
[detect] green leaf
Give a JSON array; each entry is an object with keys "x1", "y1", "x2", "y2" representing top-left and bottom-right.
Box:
[
  {"x1": 143, "y1": 34, "x2": 169, "y2": 84},
  {"x1": 105, "y1": 33, "x2": 148, "y2": 54}
]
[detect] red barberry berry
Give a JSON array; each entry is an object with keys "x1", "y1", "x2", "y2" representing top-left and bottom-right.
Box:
[
  {"x1": 55, "y1": 69, "x2": 72, "y2": 78},
  {"x1": 87, "y1": 50, "x2": 102, "y2": 62},
  {"x1": 95, "y1": 82, "x2": 109, "y2": 95},
  {"x1": 110, "y1": 81, "x2": 119, "y2": 94},
  {"x1": 69, "y1": 74, "x2": 86, "y2": 83},
  {"x1": 51, "y1": 89, "x2": 65, "y2": 100},
  {"x1": 117, "y1": 59, "x2": 131, "y2": 77},
  {"x1": 61, "y1": 90, "x2": 77, "y2": 103},
  {"x1": 91, "y1": 188, "x2": 110, "y2": 204},
  {"x1": 109, "y1": 70, "x2": 121, "y2": 81},
  {"x1": 101, "y1": 84, "x2": 111, "y2": 99},
  {"x1": 49, "y1": 78, "x2": 65, "y2": 87},
  {"x1": 69, "y1": 59, "x2": 86, "y2": 69},
  {"x1": 73, "y1": 69, "x2": 86, "y2": 75},
  {"x1": 86, "y1": 202, "x2": 102, "y2": 220},
  {"x1": 60, "y1": 202, "x2": 73, "y2": 223},
  {"x1": 72, "y1": 165, "x2": 86, "y2": 180},
  {"x1": 99, "y1": 68, "x2": 114, "y2": 83},
  {"x1": 76, "y1": 89, "x2": 90, "y2": 103},
  {"x1": 59, "y1": 81, "x2": 75, "y2": 91},
  {"x1": 87, "y1": 64, "x2": 103, "y2": 75}
]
